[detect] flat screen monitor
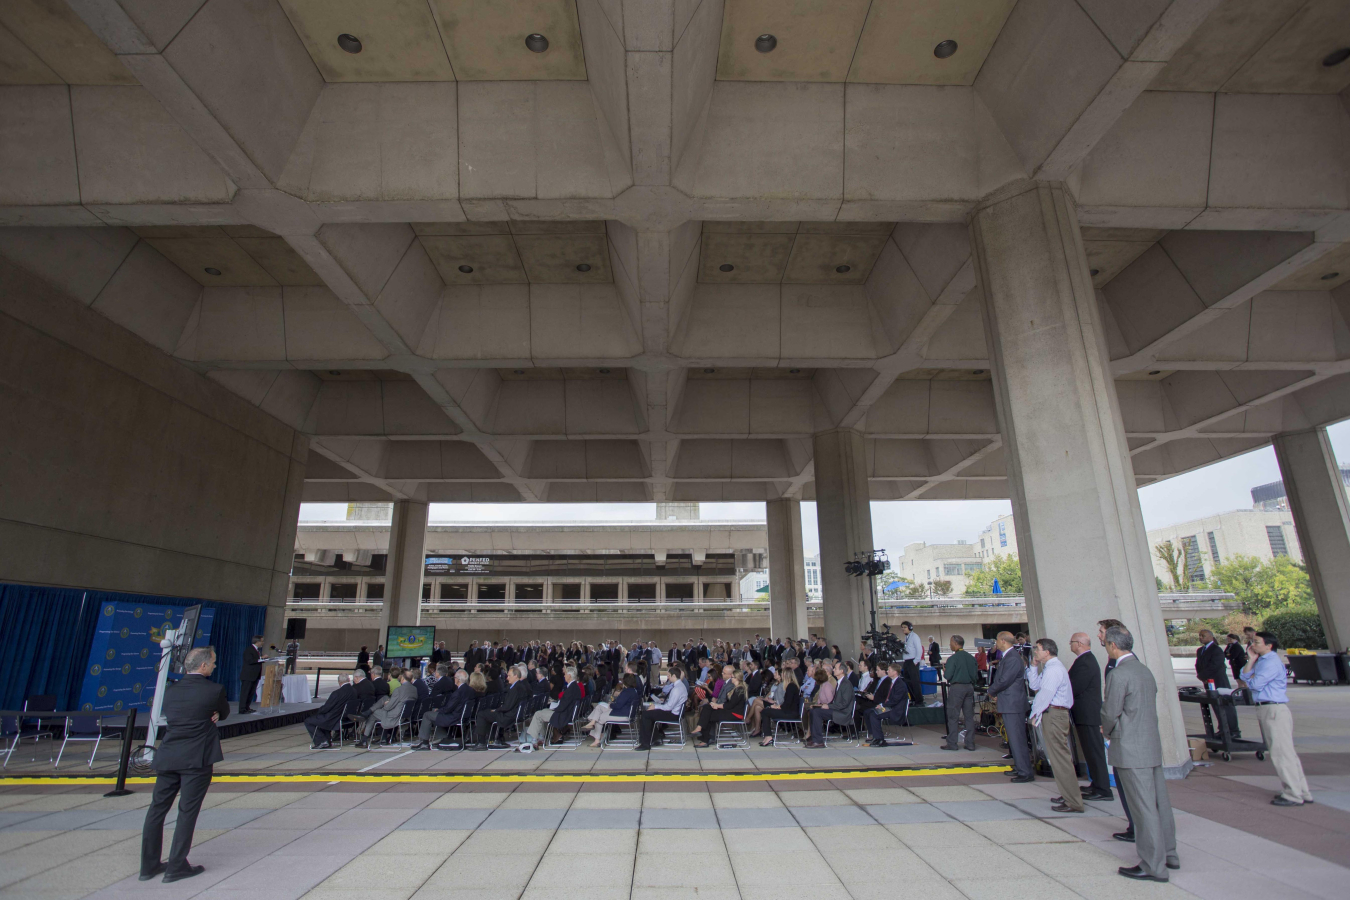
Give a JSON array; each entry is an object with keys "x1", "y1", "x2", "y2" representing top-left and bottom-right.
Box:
[
  {"x1": 169, "y1": 605, "x2": 203, "y2": 675},
  {"x1": 385, "y1": 625, "x2": 436, "y2": 657}
]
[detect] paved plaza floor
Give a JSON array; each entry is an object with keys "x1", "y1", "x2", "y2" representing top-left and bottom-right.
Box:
[{"x1": 3, "y1": 678, "x2": 1348, "y2": 900}]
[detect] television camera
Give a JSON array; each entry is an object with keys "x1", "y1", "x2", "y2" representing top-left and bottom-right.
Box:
[{"x1": 844, "y1": 550, "x2": 891, "y2": 654}]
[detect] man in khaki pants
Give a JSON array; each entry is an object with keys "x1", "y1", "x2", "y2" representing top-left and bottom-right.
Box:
[
  {"x1": 1240, "y1": 631, "x2": 1313, "y2": 806},
  {"x1": 1026, "y1": 638, "x2": 1083, "y2": 814}
]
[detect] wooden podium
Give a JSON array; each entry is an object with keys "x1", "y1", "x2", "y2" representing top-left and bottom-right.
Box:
[{"x1": 259, "y1": 659, "x2": 285, "y2": 712}]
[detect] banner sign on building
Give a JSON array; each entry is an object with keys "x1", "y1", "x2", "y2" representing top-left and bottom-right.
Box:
[
  {"x1": 77, "y1": 602, "x2": 216, "y2": 712},
  {"x1": 425, "y1": 556, "x2": 490, "y2": 574}
]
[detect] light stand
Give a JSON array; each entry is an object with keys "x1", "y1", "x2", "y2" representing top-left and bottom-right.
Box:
[{"x1": 844, "y1": 550, "x2": 889, "y2": 635}]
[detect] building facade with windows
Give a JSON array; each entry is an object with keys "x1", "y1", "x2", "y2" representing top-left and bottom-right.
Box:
[
  {"x1": 1145, "y1": 510, "x2": 1303, "y2": 587},
  {"x1": 976, "y1": 514, "x2": 1020, "y2": 561},
  {"x1": 893, "y1": 541, "x2": 985, "y2": 596}
]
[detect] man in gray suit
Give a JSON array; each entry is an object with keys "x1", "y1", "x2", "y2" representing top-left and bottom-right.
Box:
[
  {"x1": 986, "y1": 631, "x2": 1033, "y2": 782},
  {"x1": 1102, "y1": 626, "x2": 1179, "y2": 882}
]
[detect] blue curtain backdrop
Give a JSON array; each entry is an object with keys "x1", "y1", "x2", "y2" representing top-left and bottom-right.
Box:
[
  {"x1": 0, "y1": 584, "x2": 102, "y2": 711},
  {"x1": 0, "y1": 582, "x2": 267, "y2": 707}
]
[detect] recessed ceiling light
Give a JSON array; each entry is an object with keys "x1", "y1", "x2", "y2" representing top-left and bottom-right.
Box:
[
  {"x1": 1090, "y1": 268, "x2": 1100, "y2": 276},
  {"x1": 835, "y1": 265, "x2": 851, "y2": 273},
  {"x1": 789, "y1": 368, "x2": 801, "y2": 374},
  {"x1": 576, "y1": 263, "x2": 591, "y2": 272},
  {"x1": 513, "y1": 369, "x2": 524, "y2": 375},
  {"x1": 337, "y1": 33, "x2": 362, "y2": 54},
  {"x1": 1322, "y1": 47, "x2": 1350, "y2": 67},
  {"x1": 1149, "y1": 370, "x2": 1161, "y2": 376},
  {"x1": 458, "y1": 265, "x2": 474, "y2": 274},
  {"x1": 703, "y1": 368, "x2": 715, "y2": 374},
  {"x1": 329, "y1": 370, "x2": 342, "y2": 376},
  {"x1": 973, "y1": 370, "x2": 985, "y2": 375},
  {"x1": 755, "y1": 34, "x2": 777, "y2": 53},
  {"x1": 526, "y1": 33, "x2": 549, "y2": 53},
  {"x1": 1321, "y1": 271, "x2": 1340, "y2": 280},
  {"x1": 204, "y1": 267, "x2": 221, "y2": 276},
  {"x1": 719, "y1": 264, "x2": 734, "y2": 272},
  {"x1": 598, "y1": 368, "x2": 611, "y2": 374},
  {"x1": 934, "y1": 40, "x2": 958, "y2": 59}
]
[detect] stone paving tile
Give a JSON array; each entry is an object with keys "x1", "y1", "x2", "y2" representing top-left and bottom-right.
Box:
[
  {"x1": 478, "y1": 808, "x2": 566, "y2": 830},
  {"x1": 931, "y1": 800, "x2": 1031, "y2": 822},
  {"x1": 639, "y1": 808, "x2": 719, "y2": 829},
  {"x1": 401, "y1": 808, "x2": 493, "y2": 830},
  {"x1": 864, "y1": 803, "x2": 954, "y2": 825},
  {"x1": 713, "y1": 806, "x2": 797, "y2": 829},
  {"x1": 559, "y1": 808, "x2": 640, "y2": 830},
  {"x1": 788, "y1": 805, "x2": 874, "y2": 827}
]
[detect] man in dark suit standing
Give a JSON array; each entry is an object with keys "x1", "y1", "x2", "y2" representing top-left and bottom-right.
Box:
[
  {"x1": 986, "y1": 631, "x2": 1033, "y2": 782},
  {"x1": 141, "y1": 646, "x2": 230, "y2": 884},
  {"x1": 1099, "y1": 618, "x2": 1136, "y2": 841},
  {"x1": 1068, "y1": 633, "x2": 1113, "y2": 800},
  {"x1": 238, "y1": 635, "x2": 264, "y2": 715},
  {"x1": 1195, "y1": 628, "x2": 1240, "y2": 738}
]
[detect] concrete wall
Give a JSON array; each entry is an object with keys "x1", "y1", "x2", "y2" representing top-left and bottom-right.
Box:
[{"x1": 0, "y1": 258, "x2": 306, "y2": 605}]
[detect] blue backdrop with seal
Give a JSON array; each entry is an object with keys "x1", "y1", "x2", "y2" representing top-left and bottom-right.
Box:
[{"x1": 77, "y1": 602, "x2": 216, "y2": 713}]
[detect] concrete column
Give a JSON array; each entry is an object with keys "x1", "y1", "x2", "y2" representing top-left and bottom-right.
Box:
[
  {"x1": 1273, "y1": 428, "x2": 1350, "y2": 654},
  {"x1": 970, "y1": 181, "x2": 1187, "y2": 769},
  {"x1": 264, "y1": 435, "x2": 308, "y2": 652},
  {"x1": 378, "y1": 500, "x2": 429, "y2": 639},
  {"x1": 813, "y1": 429, "x2": 874, "y2": 653},
  {"x1": 766, "y1": 498, "x2": 809, "y2": 639}
]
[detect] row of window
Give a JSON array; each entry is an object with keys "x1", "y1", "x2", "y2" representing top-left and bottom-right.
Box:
[{"x1": 291, "y1": 580, "x2": 734, "y2": 602}]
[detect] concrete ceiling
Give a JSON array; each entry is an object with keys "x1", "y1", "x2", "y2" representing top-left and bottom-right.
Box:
[{"x1": 1, "y1": 0, "x2": 1349, "y2": 506}]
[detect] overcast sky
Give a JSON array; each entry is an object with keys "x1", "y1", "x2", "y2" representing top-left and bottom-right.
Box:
[{"x1": 301, "y1": 419, "x2": 1350, "y2": 560}]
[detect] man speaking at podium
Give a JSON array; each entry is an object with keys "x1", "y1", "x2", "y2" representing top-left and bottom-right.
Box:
[{"x1": 140, "y1": 646, "x2": 230, "y2": 884}]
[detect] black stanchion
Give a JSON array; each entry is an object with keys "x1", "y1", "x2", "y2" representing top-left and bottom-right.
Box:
[{"x1": 104, "y1": 708, "x2": 137, "y2": 798}]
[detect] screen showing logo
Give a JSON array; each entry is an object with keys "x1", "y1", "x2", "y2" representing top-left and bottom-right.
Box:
[{"x1": 386, "y1": 625, "x2": 435, "y2": 655}]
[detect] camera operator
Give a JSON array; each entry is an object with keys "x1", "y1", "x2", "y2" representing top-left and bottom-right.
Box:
[{"x1": 898, "y1": 621, "x2": 924, "y2": 704}]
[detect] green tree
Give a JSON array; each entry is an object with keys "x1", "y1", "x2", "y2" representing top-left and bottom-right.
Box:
[
  {"x1": 964, "y1": 555, "x2": 1022, "y2": 596},
  {"x1": 931, "y1": 579, "x2": 953, "y2": 597},
  {"x1": 1211, "y1": 555, "x2": 1313, "y2": 615},
  {"x1": 902, "y1": 582, "x2": 928, "y2": 599},
  {"x1": 1154, "y1": 540, "x2": 1191, "y2": 590}
]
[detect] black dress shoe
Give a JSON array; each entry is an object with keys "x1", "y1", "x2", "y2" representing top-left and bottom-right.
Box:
[
  {"x1": 1083, "y1": 790, "x2": 1114, "y2": 802},
  {"x1": 411, "y1": 742, "x2": 431, "y2": 751},
  {"x1": 435, "y1": 742, "x2": 462, "y2": 751},
  {"x1": 1051, "y1": 803, "x2": 1083, "y2": 813},
  {"x1": 1271, "y1": 796, "x2": 1303, "y2": 806},
  {"x1": 1113, "y1": 831, "x2": 1136, "y2": 843},
  {"x1": 633, "y1": 744, "x2": 651, "y2": 751},
  {"x1": 139, "y1": 863, "x2": 165, "y2": 881},
  {"x1": 1001, "y1": 752, "x2": 1013, "y2": 759},
  {"x1": 940, "y1": 745, "x2": 958, "y2": 751},
  {"x1": 1167, "y1": 861, "x2": 1180, "y2": 870},
  {"x1": 1118, "y1": 866, "x2": 1166, "y2": 882},
  {"x1": 163, "y1": 865, "x2": 205, "y2": 884},
  {"x1": 467, "y1": 744, "x2": 490, "y2": 751},
  {"x1": 353, "y1": 740, "x2": 369, "y2": 749},
  {"x1": 1051, "y1": 796, "x2": 1063, "y2": 803},
  {"x1": 487, "y1": 742, "x2": 510, "y2": 750},
  {"x1": 1010, "y1": 775, "x2": 1035, "y2": 783}
]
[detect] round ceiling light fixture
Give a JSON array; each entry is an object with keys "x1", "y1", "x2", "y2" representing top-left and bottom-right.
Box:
[
  {"x1": 337, "y1": 33, "x2": 362, "y2": 54},
  {"x1": 934, "y1": 40, "x2": 958, "y2": 59},
  {"x1": 719, "y1": 263, "x2": 734, "y2": 272},
  {"x1": 1321, "y1": 271, "x2": 1340, "y2": 280},
  {"x1": 204, "y1": 267, "x2": 221, "y2": 276},
  {"x1": 458, "y1": 264, "x2": 474, "y2": 273},
  {"x1": 703, "y1": 368, "x2": 715, "y2": 374},
  {"x1": 835, "y1": 264, "x2": 851, "y2": 273},
  {"x1": 1149, "y1": 370, "x2": 1161, "y2": 376},
  {"x1": 513, "y1": 369, "x2": 525, "y2": 375},
  {"x1": 598, "y1": 368, "x2": 611, "y2": 374},
  {"x1": 755, "y1": 34, "x2": 777, "y2": 53},
  {"x1": 576, "y1": 263, "x2": 591, "y2": 272},
  {"x1": 526, "y1": 33, "x2": 549, "y2": 53},
  {"x1": 1322, "y1": 47, "x2": 1350, "y2": 67},
  {"x1": 1090, "y1": 268, "x2": 1100, "y2": 276}
]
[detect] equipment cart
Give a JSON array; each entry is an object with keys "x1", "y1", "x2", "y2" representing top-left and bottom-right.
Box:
[{"x1": 1178, "y1": 685, "x2": 1267, "y2": 761}]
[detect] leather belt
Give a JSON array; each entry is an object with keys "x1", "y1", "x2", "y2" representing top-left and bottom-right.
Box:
[
  {"x1": 1050, "y1": 705, "x2": 1070, "y2": 710},
  {"x1": 1252, "y1": 700, "x2": 1284, "y2": 706}
]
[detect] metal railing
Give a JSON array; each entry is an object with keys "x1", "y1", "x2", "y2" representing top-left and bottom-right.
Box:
[{"x1": 284, "y1": 590, "x2": 1234, "y2": 619}]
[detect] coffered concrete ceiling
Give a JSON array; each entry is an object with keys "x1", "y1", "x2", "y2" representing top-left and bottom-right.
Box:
[
  {"x1": 1, "y1": 0, "x2": 1349, "y2": 506},
  {"x1": 0, "y1": 0, "x2": 135, "y2": 85}
]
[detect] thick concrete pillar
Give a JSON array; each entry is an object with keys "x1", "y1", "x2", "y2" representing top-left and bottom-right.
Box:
[
  {"x1": 971, "y1": 181, "x2": 1187, "y2": 769},
  {"x1": 813, "y1": 429, "x2": 874, "y2": 653},
  {"x1": 263, "y1": 435, "x2": 309, "y2": 652},
  {"x1": 379, "y1": 500, "x2": 429, "y2": 639},
  {"x1": 1273, "y1": 428, "x2": 1350, "y2": 654},
  {"x1": 766, "y1": 498, "x2": 809, "y2": 639}
]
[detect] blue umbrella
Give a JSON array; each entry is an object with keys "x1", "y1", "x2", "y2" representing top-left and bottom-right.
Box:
[{"x1": 991, "y1": 579, "x2": 1002, "y2": 595}]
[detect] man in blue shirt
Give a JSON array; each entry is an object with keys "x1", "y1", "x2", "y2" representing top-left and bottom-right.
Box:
[{"x1": 1239, "y1": 631, "x2": 1313, "y2": 806}]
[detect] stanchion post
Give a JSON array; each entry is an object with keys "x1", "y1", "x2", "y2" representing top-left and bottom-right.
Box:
[{"x1": 103, "y1": 708, "x2": 137, "y2": 797}]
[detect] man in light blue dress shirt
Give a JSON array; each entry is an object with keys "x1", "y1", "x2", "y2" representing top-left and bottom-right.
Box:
[{"x1": 1240, "y1": 632, "x2": 1313, "y2": 806}]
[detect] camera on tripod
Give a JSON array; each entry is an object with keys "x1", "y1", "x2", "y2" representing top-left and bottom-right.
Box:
[{"x1": 863, "y1": 623, "x2": 904, "y2": 667}]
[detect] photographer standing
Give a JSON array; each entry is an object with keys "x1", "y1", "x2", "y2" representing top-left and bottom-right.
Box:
[{"x1": 140, "y1": 646, "x2": 230, "y2": 884}]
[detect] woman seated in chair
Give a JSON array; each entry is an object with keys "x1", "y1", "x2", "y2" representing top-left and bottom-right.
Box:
[
  {"x1": 745, "y1": 667, "x2": 782, "y2": 737},
  {"x1": 758, "y1": 669, "x2": 802, "y2": 746},
  {"x1": 584, "y1": 673, "x2": 642, "y2": 747},
  {"x1": 691, "y1": 671, "x2": 746, "y2": 748}
]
